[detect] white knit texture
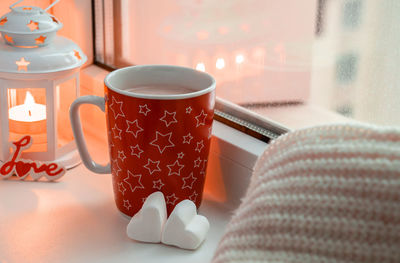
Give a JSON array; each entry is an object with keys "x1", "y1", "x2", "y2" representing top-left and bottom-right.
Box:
[{"x1": 213, "y1": 124, "x2": 400, "y2": 263}]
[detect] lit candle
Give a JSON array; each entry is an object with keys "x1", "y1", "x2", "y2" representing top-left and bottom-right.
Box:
[{"x1": 9, "y1": 91, "x2": 47, "y2": 140}]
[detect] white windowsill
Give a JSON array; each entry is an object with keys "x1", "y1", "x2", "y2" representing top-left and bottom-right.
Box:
[{"x1": 249, "y1": 103, "x2": 354, "y2": 130}]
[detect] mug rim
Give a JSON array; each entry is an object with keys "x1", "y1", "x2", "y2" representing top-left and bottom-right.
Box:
[{"x1": 104, "y1": 65, "x2": 216, "y2": 100}]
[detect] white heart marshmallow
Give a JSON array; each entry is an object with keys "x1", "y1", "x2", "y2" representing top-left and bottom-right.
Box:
[
  {"x1": 161, "y1": 199, "x2": 210, "y2": 250},
  {"x1": 126, "y1": 191, "x2": 167, "y2": 243}
]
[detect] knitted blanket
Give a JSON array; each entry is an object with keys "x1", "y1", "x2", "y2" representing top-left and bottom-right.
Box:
[{"x1": 213, "y1": 124, "x2": 400, "y2": 263}]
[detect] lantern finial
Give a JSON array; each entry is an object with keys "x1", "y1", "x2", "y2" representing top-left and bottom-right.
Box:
[
  {"x1": 0, "y1": 0, "x2": 86, "y2": 74},
  {"x1": 0, "y1": 1, "x2": 62, "y2": 47}
]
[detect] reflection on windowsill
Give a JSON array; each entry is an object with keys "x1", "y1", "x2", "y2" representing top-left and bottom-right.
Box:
[{"x1": 246, "y1": 103, "x2": 355, "y2": 130}]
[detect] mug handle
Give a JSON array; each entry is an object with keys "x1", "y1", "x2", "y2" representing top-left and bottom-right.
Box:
[{"x1": 69, "y1": 96, "x2": 111, "y2": 174}]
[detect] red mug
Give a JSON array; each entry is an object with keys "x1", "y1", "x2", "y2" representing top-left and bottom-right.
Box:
[{"x1": 70, "y1": 65, "x2": 216, "y2": 216}]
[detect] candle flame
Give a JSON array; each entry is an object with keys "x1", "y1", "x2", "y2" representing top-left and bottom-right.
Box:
[{"x1": 24, "y1": 91, "x2": 35, "y2": 106}]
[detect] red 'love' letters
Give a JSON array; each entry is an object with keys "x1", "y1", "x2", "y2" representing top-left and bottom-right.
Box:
[{"x1": 0, "y1": 136, "x2": 66, "y2": 181}]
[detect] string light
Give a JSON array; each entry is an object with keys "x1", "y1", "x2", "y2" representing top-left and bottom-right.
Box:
[
  {"x1": 216, "y1": 58, "x2": 225, "y2": 69},
  {"x1": 196, "y1": 62, "x2": 206, "y2": 72},
  {"x1": 235, "y1": 54, "x2": 245, "y2": 64}
]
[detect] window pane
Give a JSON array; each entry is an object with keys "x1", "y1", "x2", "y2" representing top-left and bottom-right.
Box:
[
  {"x1": 96, "y1": 0, "x2": 400, "y2": 129},
  {"x1": 56, "y1": 78, "x2": 77, "y2": 149}
]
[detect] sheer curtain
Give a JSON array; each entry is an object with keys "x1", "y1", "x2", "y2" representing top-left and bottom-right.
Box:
[{"x1": 311, "y1": 0, "x2": 400, "y2": 126}]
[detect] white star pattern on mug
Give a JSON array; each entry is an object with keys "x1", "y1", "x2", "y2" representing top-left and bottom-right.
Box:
[
  {"x1": 160, "y1": 110, "x2": 178, "y2": 127},
  {"x1": 123, "y1": 170, "x2": 145, "y2": 192},
  {"x1": 166, "y1": 160, "x2": 185, "y2": 176},
  {"x1": 150, "y1": 131, "x2": 175, "y2": 154},
  {"x1": 194, "y1": 157, "x2": 202, "y2": 168},
  {"x1": 123, "y1": 199, "x2": 132, "y2": 210},
  {"x1": 195, "y1": 140, "x2": 205, "y2": 153},
  {"x1": 182, "y1": 133, "x2": 194, "y2": 144},
  {"x1": 69, "y1": 66, "x2": 216, "y2": 220},
  {"x1": 143, "y1": 158, "x2": 162, "y2": 175},
  {"x1": 117, "y1": 150, "x2": 126, "y2": 162},
  {"x1": 139, "y1": 104, "x2": 151, "y2": 116},
  {"x1": 166, "y1": 193, "x2": 179, "y2": 205},
  {"x1": 130, "y1": 144, "x2": 144, "y2": 158},
  {"x1": 118, "y1": 182, "x2": 126, "y2": 195},
  {"x1": 109, "y1": 96, "x2": 125, "y2": 119},
  {"x1": 112, "y1": 124, "x2": 122, "y2": 140},
  {"x1": 126, "y1": 119, "x2": 144, "y2": 138},
  {"x1": 182, "y1": 172, "x2": 197, "y2": 189},
  {"x1": 112, "y1": 159, "x2": 122, "y2": 177},
  {"x1": 153, "y1": 179, "x2": 165, "y2": 190},
  {"x1": 195, "y1": 109, "x2": 207, "y2": 127},
  {"x1": 189, "y1": 191, "x2": 198, "y2": 203}
]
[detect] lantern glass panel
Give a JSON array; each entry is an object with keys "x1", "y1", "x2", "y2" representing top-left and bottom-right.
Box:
[
  {"x1": 56, "y1": 78, "x2": 77, "y2": 149},
  {"x1": 8, "y1": 87, "x2": 47, "y2": 153}
]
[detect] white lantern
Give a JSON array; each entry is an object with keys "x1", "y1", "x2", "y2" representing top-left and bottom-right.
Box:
[{"x1": 0, "y1": 0, "x2": 87, "y2": 168}]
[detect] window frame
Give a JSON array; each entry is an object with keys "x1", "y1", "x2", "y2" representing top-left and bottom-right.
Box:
[{"x1": 90, "y1": 0, "x2": 289, "y2": 143}]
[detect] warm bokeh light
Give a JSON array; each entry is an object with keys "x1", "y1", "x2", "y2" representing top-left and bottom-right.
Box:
[
  {"x1": 216, "y1": 58, "x2": 225, "y2": 69},
  {"x1": 196, "y1": 30, "x2": 209, "y2": 40},
  {"x1": 235, "y1": 54, "x2": 245, "y2": 64},
  {"x1": 252, "y1": 47, "x2": 266, "y2": 58},
  {"x1": 218, "y1": 26, "x2": 229, "y2": 35},
  {"x1": 240, "y1": 23, "x2": 250, "y2": 32},
  {"x1": 163, "y1": 25, "x2": 172, "y2": 33},
  {"x1": 196, "y1": 62, "x2": 206, "y2": 72}
]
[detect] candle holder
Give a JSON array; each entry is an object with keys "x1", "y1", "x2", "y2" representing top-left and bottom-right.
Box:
[{"x1": 0, "y1": 0, "x2": 87, "y2": 168}]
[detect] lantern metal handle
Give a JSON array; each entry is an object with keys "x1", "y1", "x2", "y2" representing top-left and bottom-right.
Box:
[
  {"x1": 10, "y1": 0, "x2": 60, "y2": 11},
  {"x1": 69, "y1": 96, "x2": 111, "y2": 174}
]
